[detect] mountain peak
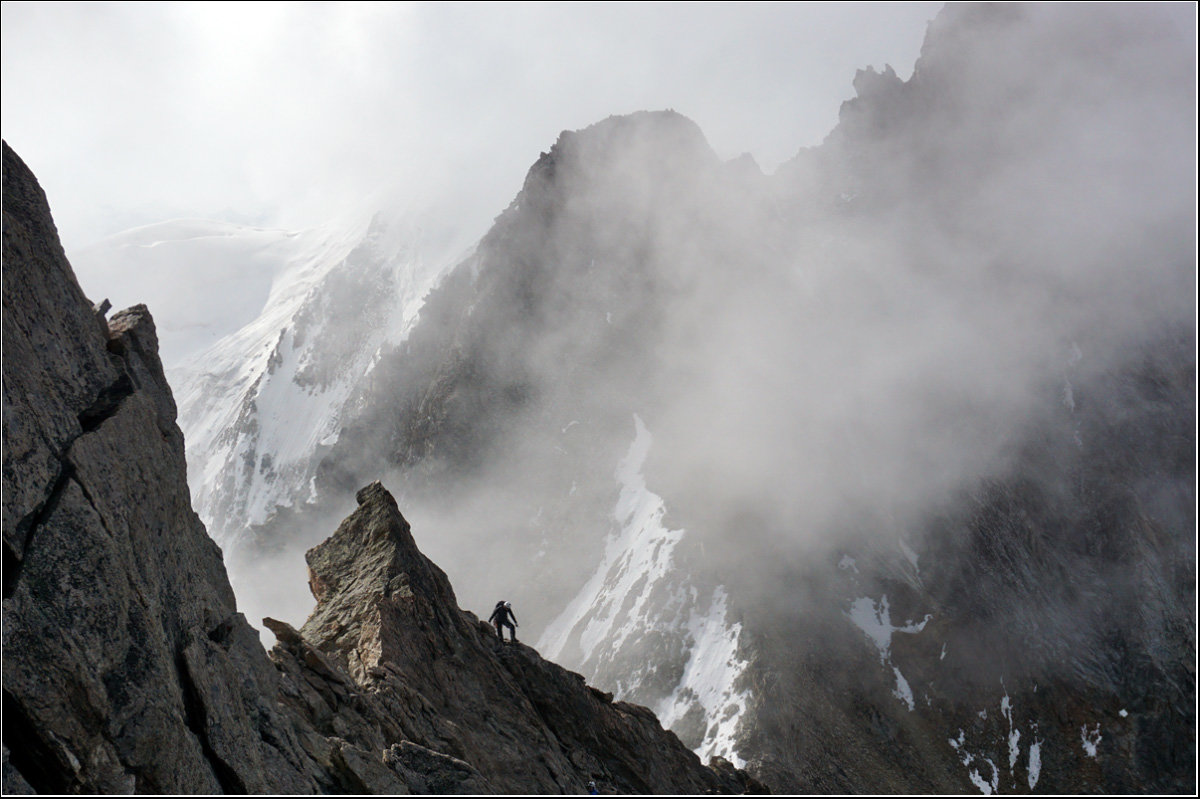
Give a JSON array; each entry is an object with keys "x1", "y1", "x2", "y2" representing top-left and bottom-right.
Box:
[
  {"x1": 306, "y1": 479, "x2": 418, "y2": 604},
  {"x1": 548, "y1": 109, "x2": 716, "y2": 176},
  {"x1": 559, "y1": 109, "x2": 708, "y2": 147},
  {"x1": 498, "y1": 109, "x2": 719, "y2": 229}
]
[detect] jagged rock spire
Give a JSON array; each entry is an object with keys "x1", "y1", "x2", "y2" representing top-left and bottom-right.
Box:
[{"x1": 301, "y1": 479, "x2": 466, "y2": 680}]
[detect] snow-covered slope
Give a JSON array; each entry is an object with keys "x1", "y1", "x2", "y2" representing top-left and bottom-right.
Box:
[
  {"x1": 73, "y1": 210, "x2": 448, "y2": 550},
  {"x1": 174, "y1": 214, "x2": 453, "y2": 546},
  {"x1": 539, "y1": 415, "x2": 751, "y2": 765}
]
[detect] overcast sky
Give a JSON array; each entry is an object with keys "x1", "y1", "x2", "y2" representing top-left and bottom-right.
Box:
[{"x1": 2, "y1": 1, "x2": 943, "y2": 254}]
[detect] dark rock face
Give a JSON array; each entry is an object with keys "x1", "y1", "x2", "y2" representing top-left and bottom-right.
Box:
[
  {"x1": 3, "y1": 139, "x2": 328, "y2": 791},
  {"x1": 2, "y1": 141, "x2": 124, "y2": 582},
  {"x1": 1, "y1": 141, "x2": 766, "y2": 795},
  {"x1": 3, "y1": 139, "x2": 322, "y2": 794}
]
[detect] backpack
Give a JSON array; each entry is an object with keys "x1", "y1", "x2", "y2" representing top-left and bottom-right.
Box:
[{"x1": 489, "y1": 601, "x2": 507, "y2": 624}]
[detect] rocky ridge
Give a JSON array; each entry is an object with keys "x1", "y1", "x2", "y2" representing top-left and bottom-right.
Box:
[
  {"x1": 274, "y1": 480, "x2": 765, "y2": 795},
  {"x1": 1, "y1": 140, "x2": 766, "y2": 795}
]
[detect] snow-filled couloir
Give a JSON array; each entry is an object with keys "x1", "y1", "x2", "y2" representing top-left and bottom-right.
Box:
[
  {"x1": 540, "y1": 415, "x2": 751, "y2": 766},
  {"x1": 139, "y1": 212, "x2": 457, "y2": 548}
]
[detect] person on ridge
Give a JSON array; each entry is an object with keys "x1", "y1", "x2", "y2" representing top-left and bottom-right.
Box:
[{"x1": 489, "y1": 600, "x2": 519, "y2": 643}]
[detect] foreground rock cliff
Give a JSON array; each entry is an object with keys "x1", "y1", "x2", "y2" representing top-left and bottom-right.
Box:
[{"x1": 1, "y1": 140, "x2": 765, "y2": 794}]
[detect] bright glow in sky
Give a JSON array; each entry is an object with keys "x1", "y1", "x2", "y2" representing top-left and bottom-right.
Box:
[{"x1": 2, "y1": 2, "x2": 943, "y2": 252}]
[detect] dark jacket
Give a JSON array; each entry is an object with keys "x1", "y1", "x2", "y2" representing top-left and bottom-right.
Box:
[{"x1": 489, "y1": 604, "x2": 517, "y2": 626}]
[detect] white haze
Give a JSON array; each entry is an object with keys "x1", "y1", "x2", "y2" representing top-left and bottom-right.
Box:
[
  {"x1": 0, "y1": 0, "x2": 933, "y2": 631},
  {"x1": 651, "y1": 1, "x2": 1198, "y2": 558},
  {"x1": 1, "y1": 2, "x2": 940, "y2": 254},
  {"x1": 314, "y1": 1, "x2": 1195, "y2": 639}
]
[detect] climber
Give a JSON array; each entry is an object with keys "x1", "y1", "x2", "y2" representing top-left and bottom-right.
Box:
[
  {"x1": 587, "y1": 779, "x2": 599, "y2": 795},
  {"x1": 488, "y1": 600, "x2": 519, "y2": 643}
]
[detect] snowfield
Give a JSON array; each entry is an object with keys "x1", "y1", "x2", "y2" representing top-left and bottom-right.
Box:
[
  {"x1": 540, "y1": 415, "x2": 751, "y2": 766},
  {"x1": 78, "y1": 212, "x2": 457, "y2": 548}
]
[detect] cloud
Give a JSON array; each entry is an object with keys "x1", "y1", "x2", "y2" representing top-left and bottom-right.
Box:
[
  {"x1": 2, "y1": 1, "x2": 942, "y2": 256},
  {"x1": 293, "y1": 3, "x2": 1194, "y2": 636}
]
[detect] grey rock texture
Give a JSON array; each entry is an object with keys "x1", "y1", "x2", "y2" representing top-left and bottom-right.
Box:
[
  {"x1": 2, "y1": 141, "x2": 121, "y2": 575},
  {"x1": 3, "y1": 139, "x2": 318, "y2": 794},
  {"x1": 2, "y1": 138, "x2": 762, "y2": 794}
]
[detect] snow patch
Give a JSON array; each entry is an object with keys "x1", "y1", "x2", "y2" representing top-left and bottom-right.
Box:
[
  {"x1": 655, "y1": 585, "x2": 752, "y2": 766},
  {"x1": 892, "y1": 666, "x2": 914, "y2": 710},
  {"x1": 1027, "y1": 736, "x2": 1042, "y2": 789},
  {"x1": 1008, "y1": 728, "x2": 1021, "y2": 772},
  {"x1": 1081, "y1": 723, "x2": 1102, "y2": 758},
  {"x1": 848, "y1": 595, "x2": 930, "y2": 661},
  {"x1": 970, "y1": 759, "x2": 999, "y2": 795},
  {"x1": 1000, "y1": 690, "x2": 1021, "y2": 772},
  {"x1": 950, "y1": 730, "x2": 999, "y2": 795},
  {"x1": 847, "y1": 594, "x2": 929, "y2": 711},
  {"x1": 552, "y1": 415, "x2": 688, "y2": 661},
  {"x1": 952, "y1": 693, "x2": 1043, "y2": 795},
  {"x1": 848, "y1": 596, "x2": 895, "y2": 659}
]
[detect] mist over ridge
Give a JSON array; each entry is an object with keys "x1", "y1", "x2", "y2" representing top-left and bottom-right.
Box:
[{"x1": 287, "y1": 0, "x2": 1194, "y2": 602}]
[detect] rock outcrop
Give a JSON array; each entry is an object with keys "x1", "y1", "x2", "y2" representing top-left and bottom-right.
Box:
[
  {"x1": 4, "y1": 139, "x2": 322, "y2": 794},
  {"x1": 271, "y1": 480, "x2": 766, "y2": 794},
  {"x1": 2, "y1": 139, "x2": 765, "y2": 794}
]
